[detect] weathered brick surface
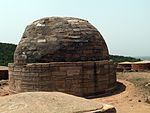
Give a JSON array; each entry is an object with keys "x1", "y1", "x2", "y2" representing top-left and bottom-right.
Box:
[
  {"x1": 9, "y1": 61, "x2": 116, "y2": 97},
  {"x1": 9, "y1": 17, "x2": 116, "y2": 97},
  {"x1": 14, "y1": 17, "x2": 109, "y2": 65}
]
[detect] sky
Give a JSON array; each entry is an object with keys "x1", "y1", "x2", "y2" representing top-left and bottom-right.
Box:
[{"x1": 0, "y1": 0, "x2": 150, "y2": 57}]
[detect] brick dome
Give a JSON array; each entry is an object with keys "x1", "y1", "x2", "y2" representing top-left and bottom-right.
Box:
[
  {"x1": 9, "y1": 17, "x2": 116, "y2": 96},
  {"x1": 14, "y1": 17, "x2": 109, "y2": 64}
]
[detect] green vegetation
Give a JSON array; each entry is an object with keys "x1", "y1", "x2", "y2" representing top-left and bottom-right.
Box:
[
  {"x1": 109, "y1": 55, "x2": 141, "y2": 63},
  {"x1": 0, "y1": 42, "x2": 140, "y2": 66},
  {"x1": 0, "y1": 42, "x2": 17, "y2": 66}
]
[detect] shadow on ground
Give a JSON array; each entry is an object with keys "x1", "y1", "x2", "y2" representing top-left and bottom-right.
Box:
[{"x1": 86, "y1": 81, "x2": 126, "y2": 99}]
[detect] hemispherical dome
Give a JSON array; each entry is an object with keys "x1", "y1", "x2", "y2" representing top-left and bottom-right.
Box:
[{"x1": 14, "y1": 17, "x2": 109, "y2": 64}]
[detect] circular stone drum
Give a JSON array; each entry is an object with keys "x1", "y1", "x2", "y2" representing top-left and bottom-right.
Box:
[{"x1": 9, "y1": 17, "x2": 116, "y2": 97}]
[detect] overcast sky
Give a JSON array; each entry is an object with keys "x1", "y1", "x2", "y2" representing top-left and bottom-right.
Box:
[{"x1": 0, "y1": 0, "x2": 150, "y2": 57}]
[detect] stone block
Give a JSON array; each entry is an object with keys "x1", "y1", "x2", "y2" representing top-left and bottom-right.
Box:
[
  {"x1": 67, "y1": 69, "x2": 81, "y2": 76},
  {"x1": 51, "y1": 71, "x2": 66, "y2": 76},
  {"x1": 50, "y1": 66, "x2": 59, "y2": 71}
]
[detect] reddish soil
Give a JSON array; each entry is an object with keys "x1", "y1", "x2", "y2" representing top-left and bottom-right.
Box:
[{"x1": 93, "y1": 79, "x2": 150, "y2": 113}]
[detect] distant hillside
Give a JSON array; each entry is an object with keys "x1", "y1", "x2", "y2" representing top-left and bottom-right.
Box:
[
  {"x1": 0, "y1": 42, "x2": 17, "y2": 66},
  {"x1": 0, "y1": 42, "x2": 140, "y2": 66},
  {"x1": 109, "y1": 55, "x2": 141, "y2": 63}
]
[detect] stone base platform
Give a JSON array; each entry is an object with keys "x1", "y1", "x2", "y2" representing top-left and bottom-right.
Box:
[{"x1": 9, "y1": 60, "x2": 116, "y2": 97}]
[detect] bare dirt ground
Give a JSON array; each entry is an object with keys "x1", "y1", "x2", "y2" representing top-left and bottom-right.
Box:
[
  {"x1": 0, "y1": 72, "x2": 150, "y2": 113},
  {"x1": 93, "y1": 72, "x2": 150, "y2": 113}
]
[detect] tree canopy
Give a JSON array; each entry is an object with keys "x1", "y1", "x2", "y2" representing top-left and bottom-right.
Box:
[
  {"x1": 109, "y1": 55, "x2": 141, "y2": 63},
  {"x1": 0, "y1": 42, "x2": 17, "y2": 66}
]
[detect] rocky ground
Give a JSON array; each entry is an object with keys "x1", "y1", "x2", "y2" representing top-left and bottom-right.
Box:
[
  {"x1": 0, "y1": 80, "x2": 9, "y2": 96},
  {"x1": 0, "y1": 72, "x2": 150, "y2": 113}
]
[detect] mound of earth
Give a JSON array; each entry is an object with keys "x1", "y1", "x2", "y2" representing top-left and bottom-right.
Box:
[{"x1": 0, "y1": 92, "x2": 116, "y2": 113}]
